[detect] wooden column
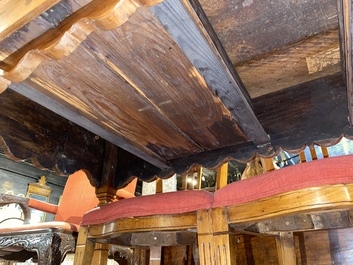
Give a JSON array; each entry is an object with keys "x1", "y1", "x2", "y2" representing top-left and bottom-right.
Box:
[
  {"x1": 260, "y1": 157, "x2": 275, "y2": 172},
  {"x1": 132, "y1": 247, "x2": 150, "y2": 265},
  {"x1": 275, "y1": 232, "x2": 296, "y2": 265},
  {"x1": 92, "y1": 243, "x2": 109, "y2": 265},
  {"x1": 212, "y1": 208, "x2": 237, "y2": 265},
  {"x1": 74, "y1": 227, "x2": 95, "y2": 265},
  {"x1": 197, "y1": 209, "x2": 215, "y2": 265},
  {"x1": 149, "y1": 246, "x2": 162, "y2": 265},
  {"x1": 216, "y1": 163, "x2": 228, "y2": 190},
  {"x1": 95, "y1": 142, "x2": 118, "y2": 205}
]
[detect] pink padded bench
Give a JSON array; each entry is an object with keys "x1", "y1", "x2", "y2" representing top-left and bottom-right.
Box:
[{"x1": 74, "y1": 154, "x2": 353, "y2": 265}]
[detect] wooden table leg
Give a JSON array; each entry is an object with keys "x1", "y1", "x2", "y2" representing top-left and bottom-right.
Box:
[{"x1": 276, "y1": 232, "x2": 296, "y2": 265}]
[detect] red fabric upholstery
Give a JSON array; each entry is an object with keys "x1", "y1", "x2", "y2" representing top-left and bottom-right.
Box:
[
  {"x1": 54, "y1": 172, "x2": 137, "y2": 225},
  {"x1": 213, "y1": 154, "x2": 353, "y2": 208},
  {"x1": 28, "y1": 199, "x2": 59, "y2": 214},
  {"x1": 54, "y1": 171, "x2": 98, "y2": 225},
  {"x1": 81, "y1": 190, "x2": 213, "y2": 225}
]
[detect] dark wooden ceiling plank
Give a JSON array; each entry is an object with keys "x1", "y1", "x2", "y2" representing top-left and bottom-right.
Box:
[
  {"x1": 151, "y1": 0, "x2": 270, "y2": 147},
  {"x1": 0, "y1": 87, "x2": 162, "y2": 187},
  {"x1": 82, "y1": 7, "x2": 248, "y2": 150},
  {"x1": 166, "y1": 74, "x2": 353, "y2": 176},
  {"x1": 28, "y1": 43, "x2": 203, "y2": 161},
  {"x1": 0, "y1": 88, "x2": 105, "y2": 178},
  {"x1": 9, "y1": 82, "x2": 169, "y2": 169},
  {"x1": 199, "y1": 0, "x2": 338, "y2": 64},
  {"x1": 337, "y1": 0, "x2": 353, "y2": 125}
]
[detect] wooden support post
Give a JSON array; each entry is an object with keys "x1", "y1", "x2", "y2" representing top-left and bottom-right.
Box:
[
  {"x1": 216, "y1": 163, "x2": 228, "y2": 190},
  {"x1": 196, "y1": 166, "x2": 203, "y2": 190},
  {"x1": 321, "y1": 146, "x2": 329, "y2": 158},
  {"x1": 149, "y1": 246, "x2": 162, "y2": 265},
  {"x1": 95, "y1": 142, "x2": 118, "y2": 205},
  {"x1": 156, "y1": 178, "x2": 163, "y2": 193},
  {"x1": 309, "y1": 147, "x2": 318, "y2": 160},
  {"x1": 92, "y1": 243, "x2": 109, "y2": 265},
  {"x1": 299, "y1": 152, "x2": 307, "y2": 163},
  {"x1": 260, "y1": 157, "x2": 275, "y2": 172},
  {"x1": 212, "y1": 208, "x2": 237, "y2": 265},
  {"x1": 275, "y1": 232, "x2": 296, "y2": 265},
  {"x1": 132, "y1": 247, "x2": 149, "y2": 265},
  {"x1": 197, "y1": 209, "x2": 215, "y2": 265},
  {"x1": 74, "y1": 227, "x2": 95, "y2": 265}
]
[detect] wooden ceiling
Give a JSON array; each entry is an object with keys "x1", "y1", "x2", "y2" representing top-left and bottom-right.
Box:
[{"x1": 0, "y1": 0, "x2": 352, "y2": 186}]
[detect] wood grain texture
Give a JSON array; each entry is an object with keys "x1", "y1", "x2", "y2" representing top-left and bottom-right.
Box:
[
  {"x1": 88, "y1": 213, "x2": 197, "y2": 237},
  {"x1": 165, "y1": 73, "x2": 353, "y2": 174},
  {"x1": 0, "y1": 0, "x2": 163, "y2": 90},
  {"x1": 199, "y1": 0, "x2": 338, "y2": 64},
  {"x1": 337, "y1": 0, "x2": 353, "y2": 124},
  {"x1": 226, "y1": 184, "x2": 353, "y2": 224},
  {"x1": 0, "y1": 0, "x2": 61, "y2": 40},
  {"x1": 0, "y1": 0, "x2": 93, "y2": 61},
  {"x1": 151, "y1": 0, "x2": 269, "y2": 146},
  {"x1": 0, "y1": 89, "x2": 105, "y2": 178},
  {"x1": 5, "y1": 0, "x2": 256, "y2": 167}
]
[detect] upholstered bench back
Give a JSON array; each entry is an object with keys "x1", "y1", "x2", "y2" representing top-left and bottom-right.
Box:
[{"x1": 213, "y1": 154, "x2": 353, "y2": 208}]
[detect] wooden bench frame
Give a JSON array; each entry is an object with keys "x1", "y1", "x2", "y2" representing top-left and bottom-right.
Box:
[{"x1": 212, "y1": 184, "x2": 353, "y2": 265}]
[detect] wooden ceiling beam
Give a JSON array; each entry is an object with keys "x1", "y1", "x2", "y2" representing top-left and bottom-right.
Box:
[
  {"x1": 9, "y1": 82, "x2": 169, "y2": 169},
  {"x1": 0, "y1": 0, "x2": 61, "y2": 40},
  {"x1": 151, "y1": 0, "x2": 270, "y2": 147},
  {"x1": 337, "y1": 0, "x2": 353, "y2": 125}
]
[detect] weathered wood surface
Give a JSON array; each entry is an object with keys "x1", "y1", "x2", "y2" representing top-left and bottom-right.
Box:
[
  {"x1": 167, "y1": 73, "x2": 353, "y2": 171},
  {"x1": 0, "y1": 0, "x2": 93, "y2": 61},
  {"x1": 1, "y1": 73, "x2": 352, "y2": 183},
  {"x1": 0, "y1": 89, "x2": 104, "y2": 177},
  {"x1": 0, "y1": 0, "x2": 273, "y2": 170},
  {"x1": 200, "y1": 0, "x2": 338, "y2": 64},
  {"x1": 337, "y1": 0, "x2": 353, "y2": 125},
  {"x1": 0, "y1": 0, "x2": 61, "y2": 40}
]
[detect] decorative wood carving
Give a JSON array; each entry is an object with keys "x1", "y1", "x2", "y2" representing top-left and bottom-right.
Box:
[
  {"x1": 0, "y1": 231, "x2": 75, "y2": 265},
  {"x1": 0, "y1": 194, "x2": 31, "y2": 224}
]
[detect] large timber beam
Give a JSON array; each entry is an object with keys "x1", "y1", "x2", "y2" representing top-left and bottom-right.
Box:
[
  {"x1": 0, "y1": 0, "x2": 61, "y2": 40},
  {"x1": 337, "y1": 0, "x2": 353, "y2": 125},
  {"x1": 0, "y1": 89, "x2": 161, "y2": 186}
]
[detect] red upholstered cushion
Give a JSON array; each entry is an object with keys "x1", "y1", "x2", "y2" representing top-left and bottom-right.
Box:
[
  {"x1": 81, "y1": 190, "x2": 213, "y2": 225},
  {"x1": 213, "y1": 154, "x2": 353, "y2": 208}
]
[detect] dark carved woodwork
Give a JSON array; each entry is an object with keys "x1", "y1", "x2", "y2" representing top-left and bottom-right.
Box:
[
  {"x1": 0, "y1": 229, "x2": 76, "y2": 265},
  {"x1": 0, "y1": 194, "x2": 31, "y2": 224}
]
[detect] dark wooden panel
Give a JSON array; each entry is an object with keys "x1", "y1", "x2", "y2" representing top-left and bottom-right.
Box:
[
  {"x1": 200, "y1": 0, "x2": 338, "y2": 64},
  {"x1": 0, "y1": 89, "x2": 105, "y2": 178},
  {"x1": 254, "y1": 73, "x2": 351, "y2": 151},
  {"x1": 167, "y1": 74, "x2": 353, "y2": 174},
  {"x1": 337, "y1": 0, "x2": 353, "y2": 124},
  {"x1": 30, "y1": 42, "x2": 201, "y2": 161},
  {"x1": 83, "y1": 7, "x2": 248, "y2": 150}
]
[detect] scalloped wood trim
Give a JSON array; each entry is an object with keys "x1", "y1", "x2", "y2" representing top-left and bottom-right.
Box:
[
  {"x1": 0, "y1": 77, "x2": 10, "y2": 94},
  {"x1": 0, "y1": 0, "x2": 163, "y2": 84}
]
